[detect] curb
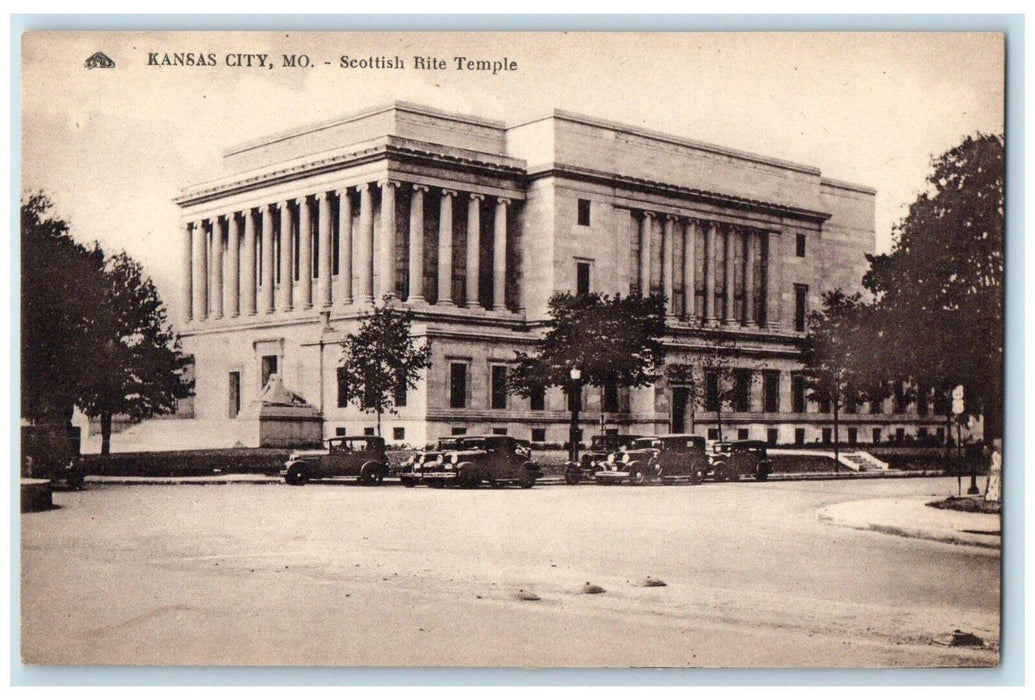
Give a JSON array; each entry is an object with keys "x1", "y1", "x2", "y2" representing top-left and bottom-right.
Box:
[{"x1": 817, "y1": 506, "x2": 1001, "y2": 550}]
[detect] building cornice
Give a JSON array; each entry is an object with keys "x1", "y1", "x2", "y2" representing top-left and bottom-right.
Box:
[{"x1": 528, "y1": 162, "x2": 833, "y2": 225}]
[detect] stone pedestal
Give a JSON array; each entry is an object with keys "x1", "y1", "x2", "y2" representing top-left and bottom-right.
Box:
[{"x1": 239, "y1": 374, "x2": 322, "y2": 448}]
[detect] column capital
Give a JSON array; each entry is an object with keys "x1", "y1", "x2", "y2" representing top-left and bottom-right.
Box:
[
  {"x1": 469, "y1": 192, "x2": 485, "y2": 202},
  {"x1": 440, "y1": 188, "x2": 457, "y2": 198},
  {"x1": 642, "y1": 210, "x2": 655, "y2": 220},
  {"x1": 277, "y1": 199, "x2": 291, "y2": 210},
  {"x1": 313, "y1": 191, "x2": 328, "y2": 202},
  {"x1": 412, "y1": 183, "x2": 430, "y2": 193},
  {"x1": 355, "y1": 182, "x2": 370, "y2": 193},
  {"x1": 335, "y1": 186, "x2": 350, "y2": 197},
  {"x1": 664, "y1": 213, "x2": 679, "y2": 222},
  {"x1": 378, "y1": 179, "x2": 400, "y2": 190},
  {"x1": 496, "y1": 196, "x2": 511, "y2": 206}
]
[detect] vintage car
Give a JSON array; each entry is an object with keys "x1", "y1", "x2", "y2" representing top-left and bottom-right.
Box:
[
  {"x1": 281, "y1": 436, "x2": 390, "y2": 485},
  {"x1": 709, "y1": 440, "x2": 773, "y2": 482},
  {"x1": 397, "y1": 435, "x2": 541, "y2": 488},
  {"x1": 595, "y1": 434, "x2": 710, "y2": 485},
  {"x1": 564, "y1": 433, "x2": 644, "y2": 484}
]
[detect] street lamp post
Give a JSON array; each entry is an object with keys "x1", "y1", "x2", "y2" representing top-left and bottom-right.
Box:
[{"x1": 569, "y1": 368, "x2": 582, "y2": 465}]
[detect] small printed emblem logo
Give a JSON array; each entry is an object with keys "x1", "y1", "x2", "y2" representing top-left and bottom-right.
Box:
[{"x1": 84, "y1": 52, "x2": 115, "y2": 69}]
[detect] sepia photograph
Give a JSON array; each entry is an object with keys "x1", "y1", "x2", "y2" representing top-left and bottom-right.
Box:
[{"x1": 17, "y1": 28, "x2": 1005, "y2": 671}]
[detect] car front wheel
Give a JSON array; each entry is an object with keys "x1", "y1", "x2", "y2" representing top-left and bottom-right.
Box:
[
  {"x1": 518, "y1": 468, "x2": 536, "y2": 489},
  {"x1": 285, "y1": 463, "x2": 308, "y2": 486},
  {"x1": 400, "y1": 477, "x2": 418, "y2": 488},
  {"x1": 689, "y1": 467, "x2": 707, "y2": 485},
  {"x1": 628, "y1": 464, "x2": 647, "y2": 486}
]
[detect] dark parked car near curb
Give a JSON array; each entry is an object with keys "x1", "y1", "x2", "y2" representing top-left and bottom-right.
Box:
[
  {"x1": 398, "y1": 435, "x2": 541, "y2": 488},
  {"x1": 282, "y1": 436, "x2": 390, "y2": 485},
  {"x1": 564, "y1": 434, "x2": 644, "y2": 484},
  {"x1": 595, "y1": 434, "x2": 710, "y2": 485},
  {"x1": 709, "y1": 440, "x2": 772, "y2": 482}
]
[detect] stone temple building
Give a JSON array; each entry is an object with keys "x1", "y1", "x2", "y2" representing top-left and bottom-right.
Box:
[{"x1": 173, "y1": 101, "x2": 954, "y2": 448}]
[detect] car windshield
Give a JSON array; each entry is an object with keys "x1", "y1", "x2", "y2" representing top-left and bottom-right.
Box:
[{"x1": 630, "y1": 438, "x2": 661, "y2": 449}]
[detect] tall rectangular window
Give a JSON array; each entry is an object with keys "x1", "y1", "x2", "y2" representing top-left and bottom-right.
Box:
[
  {"x1": 763, "y1": 370, "x2": 780, "y2": 413},
  {"x1": 336, "y1": 367, "x2": 350, "y2": 408},
  {"x1": 529, "y1": 386, "x2": 545, "y2": 411},
  {"x1": 872, "y1": 427, "x2": 882, "y2": 444},
  {"x1": 794, "y1": 284, "x2": 809, "y2": 332},
  {"x1": 796, "y1": 233, "x2": 806, "y2": 257},
  {"x1": 490, "y1": 365, "x2": 508, "y2": 410},
  {"x1": 705, "y1": 370, "x2": 720, "y2": 412},
  {"x1": 733, "y1": 370, "x2": 751, "y2": 413},
  {"x1": 791, "y1": 373, "x2": 807, "y2": 413},
  {"x1": 261, "y1": 355, "x2": 278, "y2": 388},
  {"x1": 577, "y1": 199, "x2": 591, "y2": 226},
  {"x1": 393, "y1": 371, "x2": 407, "y2": 408},
  {"x1": 767, "y1": 428, "x2": 779, "y2": 446},
  {"x1": 228, "y1": 372, "x2": 241, "y2": 419},
  {"x1": 602, "y1": 382, "x2": 620, "y2": 413},
  {"x1": 449, "y1": 362, "x2": 468, "y2": 409},
  {"x1": 576, "y1": 262, "x2": 591, "y2": 296}
]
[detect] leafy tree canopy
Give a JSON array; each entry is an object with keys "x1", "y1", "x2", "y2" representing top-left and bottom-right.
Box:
[
  {"x1": 508, "y1": 292, "x2": 667, "y2": 396},
  {"x1": 862, "y1": 133, "x2": 1003, "y2": 437},
  {"x1": 338, "y1": 297, "x2": 433, "y2": 434}
]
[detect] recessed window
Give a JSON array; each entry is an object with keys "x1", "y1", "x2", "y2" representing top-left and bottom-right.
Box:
[
  {"x1": 767, "y1": 428, "x2": 779, "y2": 446},
  {"x1": 450, "y1": 426, "x2": 467, "y2": 436},
  {"x1": 261, "y1": 355, "x2": 278, "y2": 388},
  {"x1": 705, "y1": 370, "x2": 719, "y2": 412},
  {"x1": 529, "y1": 387, "x2": 546, "y2": 411},
  {"x1": 791, "y1": 373, "x2": 807, "y2": 413},
  {"x1": 794, "y1": 428, "x2": 805, "y2": 445},
  {"x1": 492, "y1": 428, "x2": 508, "y2": 436},
  {"x1": 577, "y1": 199, "x2": 591, "y2": 226},
  {"x1": 449, "y1": 362, "x2": 468, "y2": 408},
  {"x1": 794, "y1": 284, "x2": 809, "y2": 332},
  {"x1": 576, "y1": 261, "x2": 591, "y2": 296},
  {"x1": 393, "y1": 427, "x2": 405, "y2": 441},
  {"x1": 796, "y1": 233, "x2": 806, "y2": 257},
  {"x1": 602, "y1": 382, "x2": 619, "y2": 413},
  {"x1": 531, "y1": 428, "x2": 546, "y2": 443},
  {"x1": 872, "y1": 428, "x2": 882, "y2": 443},
  {"x1": 490, "y1": 365, "x2": 508, "y2": 410},
  {"x1": 393, "y1": 371, "x2": 407, "y2": 407},
  {"x1": 763, "y1": 370, "x2": 780, "y2": 413},
  {"x1": 335, "y1": 427, "x2": 348, "y2": 436},
  {"x1": 363, "y1": 427, "x2": 375, "y2": 436},
  {"x1": 228, "y1": 371, "x2": 241, "y2": 419},
  {"x1": 707, "y1": 428, "x2": 720, "y2": 441},
  {"x1": 737, "y1": 429, "x2": 749, "y2": 440}
]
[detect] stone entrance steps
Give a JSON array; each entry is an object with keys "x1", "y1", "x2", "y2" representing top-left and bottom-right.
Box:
[{"x1": 79, "y1": 417, "x2": 242, "y2": 454}]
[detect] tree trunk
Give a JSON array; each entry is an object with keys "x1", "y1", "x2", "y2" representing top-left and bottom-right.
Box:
[
  {"x1": 100, "y1": 411, "x2": 112, "y2": 456},
  {"x1": 376, "y1": 409, "x2": 382, "y2": 437},
  {"x1": 716, "y1": 406, "x2": 723, "y2": 442}
]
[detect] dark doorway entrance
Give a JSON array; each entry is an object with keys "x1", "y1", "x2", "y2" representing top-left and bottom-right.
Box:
[
  {"x1": 671, "y1": 387, "x2": 690, "y2": 433},
  {"x1": 228, "y1": 371, "x2": 241, "y2": 419}
]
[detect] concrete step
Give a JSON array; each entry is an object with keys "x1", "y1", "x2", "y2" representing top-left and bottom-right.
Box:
[{"x1": 80, "y1": 418, "x2": 242, "y2": 454}]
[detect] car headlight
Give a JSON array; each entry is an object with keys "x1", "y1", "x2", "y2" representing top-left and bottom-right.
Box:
[
  {"x1": 449, "y1": 454, "x2": 459, "y2": 464},
  {"x1": 621, "y1": 453, "x2": 630, "y2": 464}
]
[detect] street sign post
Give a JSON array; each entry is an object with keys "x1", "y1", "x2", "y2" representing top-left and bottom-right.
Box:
[{"x1": 951, "y1": 385, "x2": 966, "y2": 495}]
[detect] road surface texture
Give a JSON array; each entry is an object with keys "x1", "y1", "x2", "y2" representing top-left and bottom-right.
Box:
[{"x1": 21, "y1": 476, "x2": 999, "y2": 668}]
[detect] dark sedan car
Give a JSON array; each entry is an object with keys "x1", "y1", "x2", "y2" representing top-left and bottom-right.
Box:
[
  {"x1": 595, "y1": 434, "x2": 710, "y2": 485},
  {"x1": 398, "y1": 435, "x2": 540, "y2": 488},
  {"x1": 564, "y1": 434, "x2": 644, "y2": 484},
  {"x1": 281, "y1": 436, "x2": 390, "y2": 485},
  {"x1": 709, "y1": 440, "x2": 773, "y2": 482}
]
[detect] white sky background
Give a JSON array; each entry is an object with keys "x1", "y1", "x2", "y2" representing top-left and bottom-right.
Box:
[{"x1": 20, "y1": 31, "x2": 1004, "y2": 324}]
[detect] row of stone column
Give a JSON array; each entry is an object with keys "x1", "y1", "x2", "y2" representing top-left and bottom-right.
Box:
[
  {"x1": 182, "y1": 182, "x2": 511, "y2": 322},
  {"x1": 637, "y1": 212, "x2": 781, "y2": 327}
]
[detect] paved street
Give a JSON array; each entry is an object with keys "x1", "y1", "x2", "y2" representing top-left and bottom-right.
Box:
[{"x1": 20, "y1": 476, "x2": 999, "y2": 668}]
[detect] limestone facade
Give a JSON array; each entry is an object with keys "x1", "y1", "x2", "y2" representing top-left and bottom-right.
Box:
[{"x1": 176, "y1": 102, "x2": 950, "y2": 447}]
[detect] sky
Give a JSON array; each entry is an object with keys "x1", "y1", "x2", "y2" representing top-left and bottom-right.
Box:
[{"x1": 20, "y1": 31, "x2": 1004, "y2": 323}]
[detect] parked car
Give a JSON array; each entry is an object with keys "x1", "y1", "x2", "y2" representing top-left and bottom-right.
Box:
[
  {"x1": 397, "y1": 435, "x2": 541, "y2": 488},
  {"x1": 564, "y1": 434, "x2": 644, "y2": 484},
  {"x1": 595, "y1": 434, "x2": 710, "y2": 485},
  {"x1": 709, "y1": 440, "x2": 773, "y2": 482},
  {"x1": 281, "y1": 436, "x2": 390, "y2": 485}
]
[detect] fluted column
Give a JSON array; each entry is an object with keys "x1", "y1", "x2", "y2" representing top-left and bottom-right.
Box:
[
  {"x1": 378, "y1": 180, "x2": 398, "y2": 299},
  {"x1": 493, "y1": 197, "x2": 509, "y2": 311},
  {"x1": 242, "y1": 209, "x2": 256, "y2": 316},
  {"x1": 298, "y1": 196, "x2": 313, "y2": 309},
  {"x1": 337, "y1": 188, "x2": 353, "y2": 305},
  {"x1": 408, "y1": 185, "x2": 428, "y2": 303},
  {"x1": 355, "y1": 184, "x2": 374, "y2": 304},
  {"x1": 743, "y1": 230, "x2": 756, "y2": 326},
  {"x1": 437, "y1": 189, "x2": 456, "y2": 306},
  {"x1": 704, "y1": 221, "x2": 717, "y2": 323},
  {"x1": 317, "y1": 193, "x2": 332, "y2": 308},
  {"x1": 211, "y1": 216, "x2": 224, "y2": 320},
  {"x1": 683, "y1": 219, "x2": 696, "y2": 322},
  {"x1": 277, "y1": 201, "x2": 293, "y2": 312},
  {"x1": 260, "y1": 205, "x2": 275, "y2": 314},
  {"x1": 638, "y1": 212, "x2": 653, "y2": 296},
  {"x1": 182, "y1": 222, "x2": 193, "y2": 322},
  {"x1": 662, "y1": 215, "x2": 675, "y2": 316},
  {"x1": 765, "y1": 230, "x2": 783, "y2": 329},
  {"x1": 466, "y1": 193, "x2": 483, "y2": 308},
  {"x1": 723, "y1": 226, "x2": 736, "y2": 324},
  {"x1": 191, "y1": 221, "x2": 207, "y2": 321},
  {"x1": 226, "y1": 213, "x2": 240, "y2": 318}
]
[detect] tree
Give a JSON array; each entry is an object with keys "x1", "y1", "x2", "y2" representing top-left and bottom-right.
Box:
[
  {"x1": 76, "y1": 252, "x2": 194, "y2": 455},
  {"x1": 21, "y1": 193, "x2": 107, "y2": 424},
  {"x1": 508, "y1": 292, "x2": 667, "y2": 459},
  {"x1": 337, "y1": 297, "x2": 433, "y2": 436},
  {"x1": 801, "y1": 290, "x2": 871, "y2": 466},
  {"x1": 863, "y1": 133, "x2": 1003, "y2": 442}
]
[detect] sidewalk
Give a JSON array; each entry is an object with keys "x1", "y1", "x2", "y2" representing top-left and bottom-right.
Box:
[{"x1": 817, "y1": 496, "x2": 1001, "y2": 549}]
